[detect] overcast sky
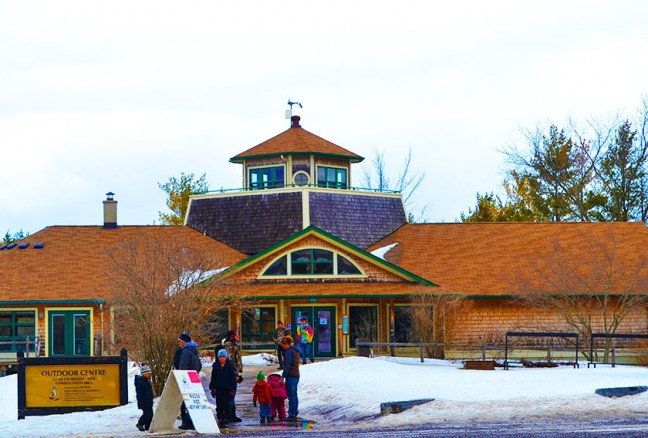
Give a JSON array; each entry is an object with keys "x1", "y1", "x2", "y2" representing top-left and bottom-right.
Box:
[{"x1": 2, "y1": 1, "x2": 648, "y2": 235}]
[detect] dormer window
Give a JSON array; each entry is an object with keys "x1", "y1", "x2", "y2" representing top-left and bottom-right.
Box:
[
  {"x1": 317, "y1": 166, "x2": 347, "y2": 189},
  {"x1": 262, "y1": 248, "x2": 362, "y2": 277},
  {"x1": 249, "y1": 165, "x2": 285, "y2": 189}
]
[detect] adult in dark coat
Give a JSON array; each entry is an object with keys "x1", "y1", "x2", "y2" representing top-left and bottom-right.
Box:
[
  {"x1": 219, "y1": 330, "x2": 243, "y2": 422},
  {"x1": 280, "y1": 335, "x2": 301, "y2": 420},
  {"x1": 176, "y1": 333, "x2": 202, "y2": 430},
  {"x1": 209, "y1": 349, "x2": 237, "y2": 429},
  {"x1": 273, "y1": 321, "x2": 286, "y2": 369}
]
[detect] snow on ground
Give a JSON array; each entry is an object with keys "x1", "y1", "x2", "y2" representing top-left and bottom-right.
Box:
[
  {"x1": 2, "y1": 355, "x2": 648, "y2": 436},
  {"x1": 242, "y1": 352, "x2": 277, "y2": 366},
  {"x1": 299, "y1": 356, "x2": 648, "y2": 427}
]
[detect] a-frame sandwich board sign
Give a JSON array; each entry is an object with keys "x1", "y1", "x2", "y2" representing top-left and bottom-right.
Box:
[{"x1": 149, "y1": 370, "x2": 219, "y2": 434}]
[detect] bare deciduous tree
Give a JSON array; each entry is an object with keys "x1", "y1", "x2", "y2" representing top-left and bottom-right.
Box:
[
  {"x1": 106, "y1": 233, "x2": 242, "y2": 394},
  {"x1": 408, "y1": 292, "x2": 470, "y2": 359},
  {"x1": 362, "y1": 148, "x2": 428, "y2": 222},
  {"x1": 511, "y1": 231, "x2": 648, "y2": 362}
]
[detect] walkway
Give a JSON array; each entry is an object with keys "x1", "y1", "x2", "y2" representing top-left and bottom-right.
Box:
[{"x1": 201, "y1": 362, "x2": 301, "y2": 434}]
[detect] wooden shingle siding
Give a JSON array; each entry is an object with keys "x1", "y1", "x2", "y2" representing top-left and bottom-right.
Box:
[
  {"x1": 449, "y1": 299, "x2": 648, "y2": 345},
  {"x1": 186, "y1": 192, "x2": 304, "y2": 254},
  {"x1": 309, "y1": 192, "x2": 407, "y2": 249}
]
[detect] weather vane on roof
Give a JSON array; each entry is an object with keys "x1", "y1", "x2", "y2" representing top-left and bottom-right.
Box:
[{"x1": 286, "y1": 99, "x2": 303, "y2": 119}]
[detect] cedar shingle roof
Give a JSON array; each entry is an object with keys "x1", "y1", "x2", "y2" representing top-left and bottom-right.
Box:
[
  {"x1": 368, "y1": 222, "x2": 648, "y2": 296},
  {"x1": 230, "y1": 118, "x2": 363, "y2": 163},
  {"x1": 0, "y1": 226, "x2": 246, "y2": 302}
]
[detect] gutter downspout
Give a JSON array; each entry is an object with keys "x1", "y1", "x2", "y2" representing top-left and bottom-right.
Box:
[{"x1": 100, "y1": 303, "x2": 104, "y2": 357}]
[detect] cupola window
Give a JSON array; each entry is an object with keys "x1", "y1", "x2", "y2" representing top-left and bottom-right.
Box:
[
  {"x1": 317, "y1": 166, "x2": 347, "y2": 189},
  {"x1": 249, "y1": 166, "x2": 285, "y2": 189}
]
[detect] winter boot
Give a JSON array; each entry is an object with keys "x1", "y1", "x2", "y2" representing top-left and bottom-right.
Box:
[
  {"x1": 260, "y1": 416, "x2": 266, "y2": 424},
  {"x1": 136, "y1": 423, "x2": 145, "y2": 432},
  {"x1": 230, "y1": 409, "x2": 243, "y2": 422},
  {"x1": 178, "y1": 421, "x2": 195, "y2": 430},
  {"x1": 267, "y1": 416, "x2": 274, "y2": 423}
]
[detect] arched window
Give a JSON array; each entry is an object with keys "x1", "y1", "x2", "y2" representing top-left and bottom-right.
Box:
[{"x1": 262, "y1": 248, "x2": 363, "y2": 277}]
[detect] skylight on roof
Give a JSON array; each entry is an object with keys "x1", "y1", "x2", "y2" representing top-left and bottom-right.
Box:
[
  {"x1": 18, "y1": 243, "x2": 29, "y2": 249},
  {"x1": 6, "y1": 243, "x2": 17, "y2": 250},
  {"x1": 33, "y1": 242, "x2": 44, "y2": 249}
]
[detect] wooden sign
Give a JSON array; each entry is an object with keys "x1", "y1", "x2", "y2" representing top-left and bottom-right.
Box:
[{"x1": 17, "y1": 349, "x2": 128, "y2": 419}]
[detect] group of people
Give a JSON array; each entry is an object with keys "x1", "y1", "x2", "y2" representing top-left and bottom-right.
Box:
[
  {"x1": 211, "y1": 330, "x2": 302, "y2": 429},
  {"x1": 134, "y1": 316, "x2": 316, "y2": 431},
  {"x1": 134, "y1": 332, "x2": 205, "y2": 432},
  {"x1": 275, "y1": 316, "x2": 315, "y2": 367}
]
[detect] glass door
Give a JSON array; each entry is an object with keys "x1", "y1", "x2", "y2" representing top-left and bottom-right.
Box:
[
  {"x1": 49, "y1": 310, "x2": 90, "y2": 357},
  {"x1": 291, "y1": 306, "x2": 336, "y2": 358}
]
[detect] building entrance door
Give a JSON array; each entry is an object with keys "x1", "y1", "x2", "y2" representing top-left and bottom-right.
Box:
[{"x1": 290, "y1": 306, "x2": 336, "y2": 358}]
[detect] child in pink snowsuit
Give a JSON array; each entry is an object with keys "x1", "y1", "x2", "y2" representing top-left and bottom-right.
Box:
[{"x1": 266, "y1": 373, "x2": 287, "y2": 420}]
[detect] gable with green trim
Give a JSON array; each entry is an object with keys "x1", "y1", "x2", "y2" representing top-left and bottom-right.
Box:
[{"x1": 223, "y1": 225, "x2": 437, "y2": 286}]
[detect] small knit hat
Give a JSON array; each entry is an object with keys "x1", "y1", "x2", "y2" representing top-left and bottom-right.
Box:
[
  {"x1": 178, "y1": 333, "x2": 192, "y2": 343},
  {"x1": 140, "y1": 365, "x2": 151, "y2": 375},
  {"x1": 217, "y1": 349, "x2": 228, "y2": 358},
  {"x1": 256, "y1": 371, "x2": 266, "y2": 381}
]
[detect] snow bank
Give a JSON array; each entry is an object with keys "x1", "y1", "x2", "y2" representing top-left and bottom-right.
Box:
[
  {"x1": 2, "y1": 356, "x2": 648, "y2": 435},
  {"x1": 298, "y1": 356, "x2": 648, "y2": 426}
]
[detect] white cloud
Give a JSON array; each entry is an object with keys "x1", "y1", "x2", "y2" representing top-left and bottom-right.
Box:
[{"x1": 2, "y1": 1, "x2": 648, "y2": 232}]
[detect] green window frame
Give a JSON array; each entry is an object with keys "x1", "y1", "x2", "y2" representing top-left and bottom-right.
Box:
[
  {"x1": 241, "y1": 307, "x2": 276, "y2": 348},
  {"x1": 262, "y1": 249, "x2": 362, "y2": 277},
  {"x1": 49, "y1": 310, "x2": 90, "y2": 357},
  {"x1": 317, "y1": 166, "x2": 347, "y2": 189},
  {"x1": 291, "y1": 249, "x2": 334, "y2": 275},
  {"x1": 249, "y1": 166, "x2": 285, "y2": 189},
  {"x1": 0, "y1": 311, "x2": 36, "y2": 352}
]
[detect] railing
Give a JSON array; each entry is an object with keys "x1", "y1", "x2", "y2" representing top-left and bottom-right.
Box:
[
  {"x1": 588, "y1": 333, "x2": 648, "y2": 368},
  {"x1": 0, "y1": 336, "x2": 40, "y2": 356},
  {"x1": 203, "y1": 341, "x2": 275, "y2": 353},
  {"x1": 354, "y1": 341, "x2": 507, "y2": 363},
  {"x1": 504, "y1": 331, "x2": 579, "y2": 369},
  {"x1": 196, "y1": 184, "x2": 401, "y2": 195}
]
